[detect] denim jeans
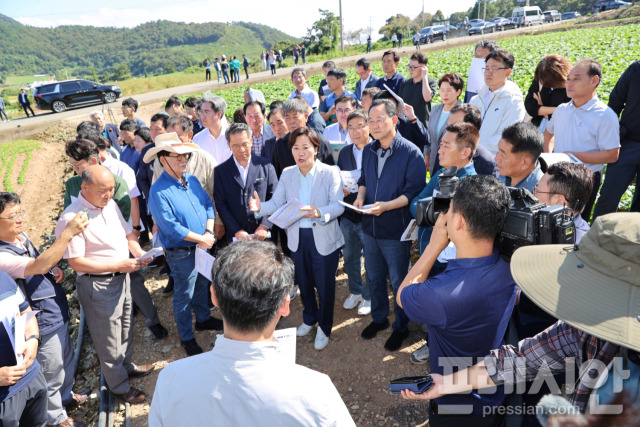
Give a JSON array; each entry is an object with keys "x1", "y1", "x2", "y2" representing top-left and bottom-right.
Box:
[
  {"x1": 165, "y1": 247, "x2": 211, "y2": 342},
  {"x1": 592, "y1": 140, "x2": 640, "y2": 221},
  {"x1": 363, "y1": 234, "x2": 411, "y2": 331},
  {"x1": 339, "y1": 218, "x2": 369, "y2": 300},
  {"x1": 222, "y1": 70, "x2": 230, "y2": 84}
]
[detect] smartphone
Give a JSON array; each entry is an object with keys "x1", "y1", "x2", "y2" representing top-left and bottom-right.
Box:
[{"x1": 388, "y1": 375, "x2": 434, "y2": 394}]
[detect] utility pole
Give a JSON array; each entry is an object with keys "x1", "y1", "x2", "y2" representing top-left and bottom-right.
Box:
[
  {"x1": 339, "y1": 0, "x2": 344, "y2": 52},
  {"x1": 483, "y1": 0, "x2": 487, "y2": 21}
]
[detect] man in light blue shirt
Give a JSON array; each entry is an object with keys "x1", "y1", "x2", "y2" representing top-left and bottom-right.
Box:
[
  {"x1": 146, "y1": 133, "x2": 222, "y2": 357},
  {"x1": 319, "y1": 68, "x2": 358, "y2": 125},
  {"x1": 288, "y1": 68, "x2": 320, "y2": 110}
]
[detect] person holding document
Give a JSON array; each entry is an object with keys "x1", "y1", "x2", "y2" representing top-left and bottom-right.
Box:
[
  {"x1": 145, "y1": 133, "x2": 223, "y2": 357},
  {"x1": 249, "y1": 127, "x2": 344, "y2": 351}
]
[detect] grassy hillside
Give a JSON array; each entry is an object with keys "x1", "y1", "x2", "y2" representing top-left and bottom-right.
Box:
[{"x1": 0, "y1": 16, "x2": 300, "y2": 79}]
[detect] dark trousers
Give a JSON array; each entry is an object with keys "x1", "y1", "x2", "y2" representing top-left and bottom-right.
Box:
[
  {"x1": 429, "y1": 401, "x2": 505, "y2": 427},
  {"x1": 290, "y1": 229, "x2": 340, "y2": 337},
  {"x1": 0, "y1": 369, "x2": 48, "y2": 427},
  {"x1": 592, "y1": 141, "x2": 640, "y2": 222},
  {"x1": 205, "y1": 69, "x2": 211, "y2": 81},
  {"x1": 582, "y1": 171, "x2": 602, "y2": 223},
  {"x1": 21, "y1": 104, "x2": 35, "y2": 116},
  {"x1": 244, "y1": 66, "x2": 249, "y2": 79}
]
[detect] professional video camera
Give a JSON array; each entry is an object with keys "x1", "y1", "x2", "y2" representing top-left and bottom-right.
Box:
[{"x1": 414, "y1": 169, "x2": 576, "y2": 260}]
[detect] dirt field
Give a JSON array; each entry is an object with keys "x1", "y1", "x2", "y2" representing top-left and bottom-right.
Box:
[{"x1": 13, "y1": 114, "x2": 433, "y2": 427}]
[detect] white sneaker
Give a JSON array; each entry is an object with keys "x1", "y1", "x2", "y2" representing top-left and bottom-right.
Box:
[
  {"x1": 297, "y1": 323, "x2": 314, "y2": 337},
  {"x1": 314, "y1": 328, "x2": 329, "y2": 350},
  {"x1": 357, "y1": 299, "x2": 371, "y2": 316},
  {"x1": 289, "y1": 285, "x2": 300, "y2": 301},
  {"x1": 343, "y1": 293, "x2": 362, "y2": 310}
]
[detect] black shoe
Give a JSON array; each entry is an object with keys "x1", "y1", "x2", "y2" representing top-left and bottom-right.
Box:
[
  {"x1": 384, "y1": 329, "x2": 410, "y2": 351},
  {"x1": 195, "y1": 317, "x2": 223, "y2": 331},
  {"x1": 181, "y1": 339, "x2": 203, "y2": 356},
  {"x1": 162, "y1": 278, "x2": 174, "y2": 297},
  {"x1": 360, "y1": 319, "x2": 390, "y2": 340},
  {"x1": 149, "y1": 324, "x2": 168, "y2": 340}
]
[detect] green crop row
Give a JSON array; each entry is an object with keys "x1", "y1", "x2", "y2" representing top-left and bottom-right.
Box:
[{"x1": 0, "y1": 140, "x2": 42, "y2": 193}]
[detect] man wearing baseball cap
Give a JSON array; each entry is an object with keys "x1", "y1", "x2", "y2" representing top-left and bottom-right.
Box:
[
  {"x1": 146, "y1": 133, "x2": 223, "y2": 357},
  {"x1": 401, "y1": 212, "x2": 640, "y2": 418}
]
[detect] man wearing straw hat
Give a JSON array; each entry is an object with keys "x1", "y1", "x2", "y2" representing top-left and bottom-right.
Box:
[
  {"x1": 146, "y1": 133, "x2": 223, "y2": 357},
  {"x1": 401, "y1": 212, "x2": 640, "y2": 418}
]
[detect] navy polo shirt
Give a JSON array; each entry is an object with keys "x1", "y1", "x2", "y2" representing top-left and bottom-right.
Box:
[
  {"x1": 375, "y1": 72, "x2": 406, "y2": 95},
  {"x1": 401, "y1": 250, "x2": 517, "y2": 414}
]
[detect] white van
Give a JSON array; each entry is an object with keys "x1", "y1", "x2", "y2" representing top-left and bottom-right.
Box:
[{"x1": 512, "y1": 6, "x2": 544, "y2": 27}]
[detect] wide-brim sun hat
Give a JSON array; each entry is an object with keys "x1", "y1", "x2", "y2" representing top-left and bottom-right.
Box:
[
  {"x1": 510, "y1": 212, "x2": 640, "y2": 352},
  {"x1": 143, "y1": 132, "x2": 200, "y2": 163}
]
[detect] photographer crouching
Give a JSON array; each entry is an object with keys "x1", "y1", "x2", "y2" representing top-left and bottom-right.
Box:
[{"x1": 397, "y1": 175, "x2": 517, "y2": 426}]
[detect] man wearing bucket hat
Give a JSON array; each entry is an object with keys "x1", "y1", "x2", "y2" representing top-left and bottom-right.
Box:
[
  {"x1": 401, "y1": 212, "x2": 640, "y2": 417},
  {"x1": 146, "y1": 133, "x2": 223, "y2": 357}
]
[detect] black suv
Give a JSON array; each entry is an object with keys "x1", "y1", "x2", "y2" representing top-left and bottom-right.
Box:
[{"x1": 33, "y1": 79, "x2": 122, "y2": 113}]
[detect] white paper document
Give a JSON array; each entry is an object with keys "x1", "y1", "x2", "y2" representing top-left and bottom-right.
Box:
[
  {"x1": 338, "y1": 200, "x2": 374, "y2": 214},
  {"x1": 383, "y1": 83, "x2": 406, "y2": 119},
  {"x1": 137, "y1": 247, "x2": 164, "y2": 261},
  {"x1": 340, "y1": 170, "x2": 361, "y2": 193},
  {"x1": 232, "y1": 231, "x2": 272, "y2": 242},
  {"x1": 268, "y1": 198, "x2": 307, "y2": 229},
  {"x1": 195, "y1": 247, "x2": 215, "y2": 282},
  {"x1": 274, "y1": 327, "x2": 297, "y2": 364},
  {"x1": 466, "y1": 58, "x2": 486, "y2": 94},
  {"x1": 13, "y1": 310, "x2": 39, "y2": 365},
  {"x1": 401, "y1": 219, "x2": 418, "y2": 241}
]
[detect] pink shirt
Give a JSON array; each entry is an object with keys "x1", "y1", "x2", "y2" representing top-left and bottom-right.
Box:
[
  {"x1": 0, "y1": 234, "x2": 31, "y2": 279},
  {"x1": 55, "y1": 193, "x2": 132, "y2": 275}
]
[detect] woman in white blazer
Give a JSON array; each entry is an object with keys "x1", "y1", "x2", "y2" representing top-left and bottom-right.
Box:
[{"x1": 249, "y1": 127, "x2": 344, "y2": 351}]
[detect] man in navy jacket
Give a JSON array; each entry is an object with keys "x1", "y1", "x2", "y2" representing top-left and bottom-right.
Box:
[
  {"x1": 214, "y1": 123, "x2": 278, "y2": 244},
  {"x1": 354, "y1": 99, "x2": 426, "y2": 352}
]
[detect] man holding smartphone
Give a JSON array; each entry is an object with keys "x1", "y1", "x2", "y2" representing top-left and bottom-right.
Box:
[{"x1": 397, "y1": 176, "x2": 517, "y2": 426}]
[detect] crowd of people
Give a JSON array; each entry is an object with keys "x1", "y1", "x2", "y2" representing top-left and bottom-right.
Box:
[
  {"x1": 203, "y1": 55, "x2": 252, "y2": 84},
  {"x1": 2, "y1": 41, "x2": 639, "y2": 427}
]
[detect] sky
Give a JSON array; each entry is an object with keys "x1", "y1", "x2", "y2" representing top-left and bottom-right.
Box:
[{"x1": 3, "y1": 0, "x2": 478, "y2": 39}]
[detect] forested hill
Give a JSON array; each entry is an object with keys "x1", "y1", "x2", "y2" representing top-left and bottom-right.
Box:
[{"x1": 0, "y1": 15, "x2": 299, "y2": 78}]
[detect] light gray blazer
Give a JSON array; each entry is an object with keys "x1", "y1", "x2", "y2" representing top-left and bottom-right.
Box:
[
  {"x1": 259, "y1": 161, "x2": 345, "y2": 255},
  {"x1": 428, "y1": 101, "x2": 462, "y2": 174}
]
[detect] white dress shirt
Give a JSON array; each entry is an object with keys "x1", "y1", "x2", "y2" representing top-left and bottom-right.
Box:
[
  {"x1": 192, "y1": 121, "x2": 232, "y2": 165},
  {"x1": 149, "y1": 335, "x2": 355, "y2": 427},
  {"x1": 233, "y1": 155, "x2": 250, "y2": 186}
]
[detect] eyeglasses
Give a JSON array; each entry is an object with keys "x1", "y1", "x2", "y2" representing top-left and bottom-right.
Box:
[
  {"x1": 367, "y1": 118, "x2": 389, "y2": 126},
  {"x1": 482, "y1": 67, "x2": 509, "y2": 73},
  {"x1": 0, "y1": 209, "x2": 26, "y2": 223},
  {"x1": 347, "y1": 124, "x2": 368, "y2": 131},
  {"x1": 230, "y1": 142, "x2": 252, "y2": 151},
  {"x1": 68, "y1": 160, "x2": 88, "y2": 170},
  {"x1": 532, "y1": 185, "x2": 556, "y2": 196},
  {"x1": 165, "y1": 153, "x2": 192, "y2": 161},
  {"x1": 407, "y1": 66, "x2": 421, "y2": 71},
  {"x1": 336, "y1": 109, "x2": 354, "y2": 115}
]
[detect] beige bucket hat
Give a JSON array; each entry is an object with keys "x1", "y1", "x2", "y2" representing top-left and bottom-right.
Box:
[
  {"x1": 510, "y1": 212, "x2": 640, "y2": 352},
  {"x1": 143, "y1": 132, "x2": 200, "y2": 163}
]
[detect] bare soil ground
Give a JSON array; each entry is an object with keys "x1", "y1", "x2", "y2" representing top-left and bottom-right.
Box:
[{"x1": 16, "y1": 117, "x2": 432, "y2": 427}]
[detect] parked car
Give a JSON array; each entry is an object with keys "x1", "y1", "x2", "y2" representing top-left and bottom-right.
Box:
[
  {"x1": 418, "y1": 26, "x2": 433, "y2": 43},
  {"x1": 468, "y1": 20, "x2": 496, "y2": 35},
  {"x1": 33, "y1": 79, "x2": 122, "y2": 113},
  {"x1": 512, "y1": 6, "x2": 544, "y2": 27},
  {"x1": 561, "y1": 11, "x2": 582, "y2": 19},
  {"x1": 544, "y1": 10, "x2": 562, "y2": 22},
  {"x1": 591, "y1": 0, "x2": 631, "y2": 12},
  {"x1": 491, "y1": 17, "x2": 516, "y2": 30}
]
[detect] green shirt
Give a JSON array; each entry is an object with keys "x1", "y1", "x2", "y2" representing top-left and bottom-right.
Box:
[{"x1": 63, "y1": 175, "x2": 131, "y2": 221}]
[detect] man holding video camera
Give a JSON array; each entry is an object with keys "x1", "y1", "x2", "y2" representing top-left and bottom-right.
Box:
[{"x1": 398, "y1": 175, "x2": 517, "y2": 427}]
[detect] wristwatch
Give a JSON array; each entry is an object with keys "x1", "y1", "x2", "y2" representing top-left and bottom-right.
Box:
[
  {"x1": 26, "y1": 334, "x2": 41, "y2": 346},
  {"x1": 132, "y1": 225, "x2": 142, "y2": 231},
  {"x1": 205, "y1": 229, "x2": 215, "y2": 236}
]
